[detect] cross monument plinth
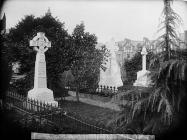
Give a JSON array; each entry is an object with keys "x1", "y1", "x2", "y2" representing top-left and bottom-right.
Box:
[
  {"x1": 28, "y1": 32, "x2": 58, "y2": 106},
  {"x1": 133, "y1": 46, "x2": 151, "y2": 87}
]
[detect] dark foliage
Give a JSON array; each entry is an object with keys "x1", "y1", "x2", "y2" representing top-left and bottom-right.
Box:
[
  {"x1": 6, "y1": 13, "x2": 73, "y2": 95},
  {"x1": 124, "y1": 51, "x2": 154, "y2": 84},
  {"x1": 157, "y1": 0, "x2": 182, "y2": 60},
  {"x1": 0, "y1": 25, "x2": 12, "y2": 101},
  {"x1": 70, "y1": 23, "x2": 108, "y2": 101},
  {"x1": 114, "y1": 1, "x2": 186, "y2": 137}
]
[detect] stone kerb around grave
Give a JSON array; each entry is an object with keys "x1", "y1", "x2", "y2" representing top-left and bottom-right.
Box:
[{"x1": 27, "y1": 32, "x2": 58, "y2": 106}]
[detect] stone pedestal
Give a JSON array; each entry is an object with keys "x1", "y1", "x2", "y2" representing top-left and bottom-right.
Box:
[
  {"x1": 133, "y1": 70, "x2": 151, "y2": 87},
  {"x1": 133, "y1": 45, "x2": 151, "y2": 87},
  {"x1": 28, "y1": 32, "x2": 58, "y2": 106},
  {"x1": 28, "y1": 88, "x2": 57, "y2": 105}
]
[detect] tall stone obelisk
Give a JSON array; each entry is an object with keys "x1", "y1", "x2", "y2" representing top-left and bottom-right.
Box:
[
  {"x1": 99, "y1": 38, "x2": 123, "y2": 87},
  {"x1": 28, "y1": 32, "x2": 58, "y2": 106}
]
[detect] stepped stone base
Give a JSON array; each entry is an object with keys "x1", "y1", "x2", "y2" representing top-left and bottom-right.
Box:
[{"x1": 28, "y1": 88, "x2": 58, "y2": 106}]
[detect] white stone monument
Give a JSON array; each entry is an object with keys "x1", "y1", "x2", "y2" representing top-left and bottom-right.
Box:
[
  {"x1": 99, "y1": 38, "x2": 123, "y2": 87},
  {"x1": 28, "y1": 32, "x2": 58, "y2": 106},
  {"x1": 133, "y1": 45, "x2": 151, "y2": 87}
]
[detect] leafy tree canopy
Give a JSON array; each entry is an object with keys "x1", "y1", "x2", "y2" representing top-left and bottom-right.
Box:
[
  {"x1": 70, "y1": 23, "x2": 108, "y2": 101},
  {"x1": 6, "y1": 12, "x2": 108, "y2": 97},
  {"x1": 156, "y1": 0, "x2": 182, "y2": 61},
  {"x1": 6, "y1": 12, "x2": 73, "y2": 93},
  {"x1": 116, "y1": 0, "x2": 187, "y2": 136}
]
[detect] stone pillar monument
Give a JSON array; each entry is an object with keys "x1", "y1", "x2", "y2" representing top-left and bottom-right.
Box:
[
  {"x1": 133, "y1": 46, "x2": 151, "y2": 87},
  {"x1": 28, "y1": 32, "x2": 58, "y2": 106}
]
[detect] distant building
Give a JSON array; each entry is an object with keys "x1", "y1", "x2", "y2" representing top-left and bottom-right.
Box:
[
  {"x1": 116, "y1": 39, "x2": 141, "y2": 61},
  {"x1": 96, "y1": 32, "x2": 187, "y2": 84},
  {"x1": 179, "y1": 31, "x2": 187, "y2": 49},
  {"x1": 115, "y1": 32, "x2": 187, "y2": 65}
]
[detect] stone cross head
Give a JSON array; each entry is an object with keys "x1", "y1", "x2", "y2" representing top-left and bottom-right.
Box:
[
  {"x1": 30, "y1": 32, "x2": 51, "y2": 53},
  {"x1": 141, "y1": 46, "x2": 147, "y2": 55}
]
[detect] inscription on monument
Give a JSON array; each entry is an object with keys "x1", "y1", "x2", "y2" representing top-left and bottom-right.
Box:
[
  {"x1": 38, "y1": 77, "x2": 47, "y2": 88},
  {"x1": 39, "y1": 53, "x2": 45, "y2": 62},
  {"x1": 38, "y1": 62, "x2": 46, "y2": 77}
]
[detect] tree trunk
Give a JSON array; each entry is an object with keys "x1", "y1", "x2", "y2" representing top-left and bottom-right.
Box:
[
  {"x1": 121, "y1": 61, "x2": 127, "y2": 84},
  {"x1": 76, "y1": 85, "x2": 79, "y2": 102},
  {"x1": 165, "y1": 0, "x2": 171, "y2": 61}
]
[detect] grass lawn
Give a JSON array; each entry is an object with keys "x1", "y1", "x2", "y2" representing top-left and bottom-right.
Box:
[{"x1": 60, "y1": 100, "x2": 120, "y2": 131}]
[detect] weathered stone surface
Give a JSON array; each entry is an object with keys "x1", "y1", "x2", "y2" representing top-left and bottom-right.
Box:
[
  {"x1": 133, "y1": 45, "x2": 151, "y2": 87},
  {"x1": 99, "y1": 39, "x2": 123, "y2": 87},
  {"x1": 32, "y1": 133, "x2": 155, "y2": 140},
  {"x1": 28, "y1": 32, "x2": 57, "y2": 106},
  {"x1": 133, "y1": 70, "x2": 151, "y2": 87}
]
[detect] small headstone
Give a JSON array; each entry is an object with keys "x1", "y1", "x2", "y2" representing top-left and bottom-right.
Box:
[{"x1": 27, "y1": 32, "x2": 58, "y2": 106}]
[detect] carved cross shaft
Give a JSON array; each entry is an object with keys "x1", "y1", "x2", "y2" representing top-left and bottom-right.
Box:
[
  {"x1": 30, "y1": 32, "x2": 51, "y2": 53},
  {"x1": 141, "y1": 46, "x2": 148, "y2": 71}
]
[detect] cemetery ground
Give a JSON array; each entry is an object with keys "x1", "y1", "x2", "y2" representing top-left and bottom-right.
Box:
[
  {"x1": 7, "y1": 74, "x2": 122, "y2": 133},
  {"x1": 2, "y1": 84, "x2": 147, "y2": 133},
  {"x1": 1, "y1": 68, "x2": 186, "y2": 140},
  {"x1": 1, "y1": 83, "x2": 136, "y2": 134},
  {"x1": 59, "y1": 99, "x2": 120, "y2": 131},
  {"x1": 1, "y1": 88, "x2": 121, "y2": 133},
  {"x1": 0, "y1": 105, "x2": 66, "y2": 139},
  {"x1": 0, "y1": 106, "x2": 31, "y2": 139},
  {"x1": 4, "y1": 57, "x2": 187, "y2": 139}
]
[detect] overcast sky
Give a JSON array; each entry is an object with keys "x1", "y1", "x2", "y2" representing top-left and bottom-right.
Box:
[{"x1": 1, "y1": 0, "x2": 187, "y2": 43}]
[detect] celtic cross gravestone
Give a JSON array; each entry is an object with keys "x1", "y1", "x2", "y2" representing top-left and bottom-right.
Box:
[{"x1": 28, "y1": 32, "x2": 58, "y2": 106}]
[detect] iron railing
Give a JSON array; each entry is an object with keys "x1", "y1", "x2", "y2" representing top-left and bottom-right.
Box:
[{"x1": 5, "y1": 91, "x2": 113, "y2": 134}]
